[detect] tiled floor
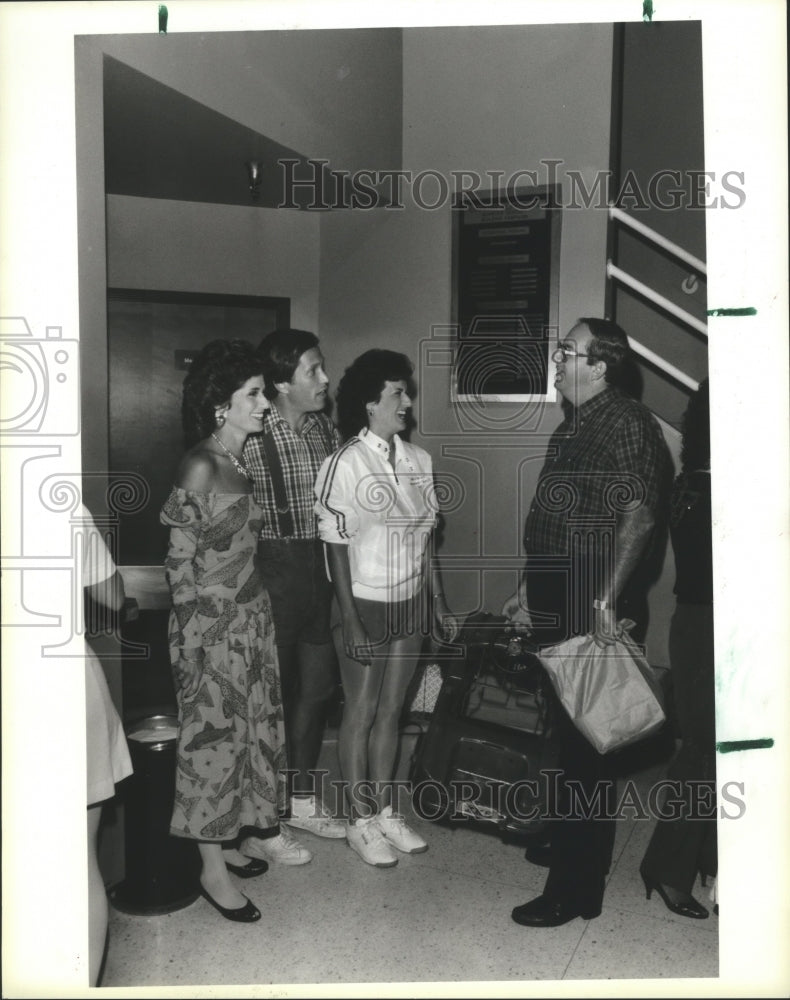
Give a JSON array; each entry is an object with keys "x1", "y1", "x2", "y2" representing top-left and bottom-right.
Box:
[{"x1": 101, "y1": 727, "x2": 718, "y2": 990}]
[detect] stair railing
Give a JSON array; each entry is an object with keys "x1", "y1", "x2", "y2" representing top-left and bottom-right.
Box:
[{"x1": 607, "y1": 205, "x2": 706, "y2": 392}]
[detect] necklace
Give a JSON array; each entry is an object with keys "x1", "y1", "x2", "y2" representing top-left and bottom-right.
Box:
[{"x1": 211, "y1": 433, "x2": 251, "y2": 479}]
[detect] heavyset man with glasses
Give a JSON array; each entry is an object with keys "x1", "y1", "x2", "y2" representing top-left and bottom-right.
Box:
[{"x1": 503, "y1": 317, "x2": 672, "y2": 928}]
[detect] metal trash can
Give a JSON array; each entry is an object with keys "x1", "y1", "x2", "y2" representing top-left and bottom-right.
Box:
[{"x1": 109, "y1": 713, "x2": 201, "y2": 915}]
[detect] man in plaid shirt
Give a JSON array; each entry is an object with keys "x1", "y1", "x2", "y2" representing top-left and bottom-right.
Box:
[
  {"x1": 241, "y1": 329, "x2": 346, "y2": 867},
  {"x1": 504, "y1": 318, "x2": 672, "y2": 927}
]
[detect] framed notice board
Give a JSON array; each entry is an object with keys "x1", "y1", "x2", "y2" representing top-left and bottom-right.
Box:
[{"x1": 452, "y1": 184, "x2": 561, "y2": 401}]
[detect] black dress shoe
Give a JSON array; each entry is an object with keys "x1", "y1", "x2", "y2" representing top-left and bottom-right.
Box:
[
  {"x1": 511, "y1": 894, "x2": 600, "y2": 927},
  {"x1": 199, "y1": 886, "x2": 261, "y2": 923},
  {"x1": 523, "y1": 840, "x2": 551, "y2": 868},
  {"x1": 225, "y1": 857, "x2": 269, "y2": 878}
]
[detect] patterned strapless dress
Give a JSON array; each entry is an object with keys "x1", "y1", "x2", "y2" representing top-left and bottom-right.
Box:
[{"x1": 160, "y1": 488, "x2": 287, "y2": 840}]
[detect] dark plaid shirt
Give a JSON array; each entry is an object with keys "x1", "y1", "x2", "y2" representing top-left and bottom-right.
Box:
[
  {"x1": 524, "y1": 387, "x2": 670, "y2": 557},
  {"x1": 243, "y1": 409, "x2": 340, "y2": 540}
]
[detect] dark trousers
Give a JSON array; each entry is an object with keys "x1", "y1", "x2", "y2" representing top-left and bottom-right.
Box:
[
  {"x1": 641, "y1": 603, "x2": 717, "y2": 892},
  {"x1": 526, "y1": 559, "x2": 617, "y2": 913},
  {"x1": 258, "y1": 539, "x2": 338, "y2": 799},
  {"x1": 542, "y1": 709, "x2": 616, "y2": 913}
]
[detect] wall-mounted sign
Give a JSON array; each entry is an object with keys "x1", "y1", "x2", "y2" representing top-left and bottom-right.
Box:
[{"x1": 452, "y1": 185, "x2": 561, "y2": 401}]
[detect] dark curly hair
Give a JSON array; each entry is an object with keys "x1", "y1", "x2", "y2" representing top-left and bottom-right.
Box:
[
  {"x1": 680, "y1": 376, "x2": 710, "y2": 473},
  {"x1": 336, "y1": 349, "x2": 415, "y2": 440},
  {"x1": 256, "y1": 328, "x2": 320, "y2": 401},
  {"x1": 181, "y1": 339, "x2": 262, "y2": 446}
]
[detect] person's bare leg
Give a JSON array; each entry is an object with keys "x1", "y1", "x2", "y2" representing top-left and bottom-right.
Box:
[
  {"x1": 198, "y1": 842, "x2": 247, "y2": 909},
  {"x1": 334, "y1": 625, "x2": 387, "y2": 819},
  {"x1": 367, "y1": 632, "x2": 423, "y2": 811},
  {"x1": 87, "y1": 804, "x2": 107, "y2": 987}
]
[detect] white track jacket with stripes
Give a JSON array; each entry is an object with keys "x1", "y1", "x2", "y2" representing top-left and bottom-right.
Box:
[{"x1": 314, "y1": 428, "x2": 437, "y2": 602}]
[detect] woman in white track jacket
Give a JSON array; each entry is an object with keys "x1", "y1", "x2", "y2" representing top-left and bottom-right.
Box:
[{"x1": 314, "y1": 349, "x2": 457, "y2": 868}]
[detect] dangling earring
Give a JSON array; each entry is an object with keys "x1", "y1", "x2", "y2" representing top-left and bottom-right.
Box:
[{"x1": 216, "y1": 412, "x2": 226, "y2": 427}]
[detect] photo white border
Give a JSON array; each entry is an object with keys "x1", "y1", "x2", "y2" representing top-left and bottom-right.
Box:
[{"x1": 1, "y1": 1, "x2": 788, "y2": 996}]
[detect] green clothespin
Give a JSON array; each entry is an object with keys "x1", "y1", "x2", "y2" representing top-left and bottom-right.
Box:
[
  {"x1": 159, "y1": 5, "x2": 168, "y2": 34},
  {"x1": 643, "y1": 1, "x2": 654, "y2": 22}
]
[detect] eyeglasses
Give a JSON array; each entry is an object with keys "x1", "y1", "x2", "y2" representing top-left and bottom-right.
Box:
[{"x1": 552, "y1": 345, "x2": 591, "y2": 363}]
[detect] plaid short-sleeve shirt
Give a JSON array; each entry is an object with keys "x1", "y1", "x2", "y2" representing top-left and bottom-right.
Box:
[
  {"x1": 243, "y1": 409, "x2": 341, "y2": 540},
  {"x1": 524, "y1": 387, "x2": 671, "y2": 557}
]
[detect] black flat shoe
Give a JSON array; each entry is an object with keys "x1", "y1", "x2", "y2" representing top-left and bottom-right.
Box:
[
  {"x1": 511, "y1": 895, "x2": 600, "y2": 927},
  {"x1": 199, "y1": 886, "x2": 261, "y2": 922},
  {"x1": 640, "y1": 867, "x2": 708, "y2": 919},
  {"x1": 225, "y1": 857, "x2": 269, "y2": 879}
]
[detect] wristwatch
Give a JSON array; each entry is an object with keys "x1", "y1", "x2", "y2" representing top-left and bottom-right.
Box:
[{"x1": 592, "y1": 599, "x2": 609, "y2": 611}]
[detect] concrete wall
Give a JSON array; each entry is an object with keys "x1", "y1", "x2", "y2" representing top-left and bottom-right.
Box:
[
  {"x1": 81, "y1": 22, "x2": 682, "y2": 673},
  {"x1": 88, "y1": 29, "x2": 403, "y2": 174},
  {"x1": 314, "y1": 25, "x2": 685, "y2": 656},
  {"x1": 77, "y1": 27, "x2": 402, "y2": 482},
  {"x1": 106, "y1": 195, "x2": 319, "y2": 326}
]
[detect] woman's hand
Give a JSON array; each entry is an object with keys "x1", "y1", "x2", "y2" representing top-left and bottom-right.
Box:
[
  {"x1": 342, "y1": 613, "x2": 374, "y2": 665},
  {"x1": 176, "y1": 650, "x2": 204, "y2": 697},
  {"x1": 433, "y1": 595, "x2": 460, "y2": 644}
]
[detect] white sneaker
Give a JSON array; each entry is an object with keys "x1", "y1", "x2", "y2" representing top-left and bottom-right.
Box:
[
  {"x1": 375, "y1": 805, "x2": 428, "y2": 854},
  {"x1": 346, "y1": 816, "x2": 399, "y2": 868},
  {"x1": 286, "y1": 795, "x2": 346, "y2": 840},
  {"x1": 242, "y1": 828, "x2": 313, "y2": 866}
]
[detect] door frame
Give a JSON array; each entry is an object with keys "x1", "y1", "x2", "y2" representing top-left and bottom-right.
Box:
[{"x1": 107, "y1": 286, "x2": 291, "y2": 325}]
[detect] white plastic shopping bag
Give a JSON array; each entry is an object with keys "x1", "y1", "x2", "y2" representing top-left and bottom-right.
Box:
[{"x1": 538, "y1": 622, "x2": 666, "y2": 754}]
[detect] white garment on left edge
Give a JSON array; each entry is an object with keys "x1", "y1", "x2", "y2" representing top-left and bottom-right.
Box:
[{"x1": 82, "y1": 504, "x2": 133, "y2": 804}]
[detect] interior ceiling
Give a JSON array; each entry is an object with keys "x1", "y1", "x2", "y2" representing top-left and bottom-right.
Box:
[
  {"x1": 103, "y1": 56, "x2": 315, "y2": 209},
  {"x1": 101, "y1": 27, "x2": 404, "y2": 211}
]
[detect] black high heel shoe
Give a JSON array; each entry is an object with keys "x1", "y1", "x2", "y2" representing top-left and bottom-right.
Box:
[
  {"x1": 224, "y1": 857, "x2": 269, "y2": 879},
  {"x1": 199, "y1": 885, "x2": 261, "y2": 922},
  {"x1": 640, "y1": 866, "x2": 708, "y2": 919}
]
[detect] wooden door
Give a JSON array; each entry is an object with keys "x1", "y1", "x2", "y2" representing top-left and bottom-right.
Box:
[{"x1": 108, "y1": 289, "x2": 289, "y2": 565}]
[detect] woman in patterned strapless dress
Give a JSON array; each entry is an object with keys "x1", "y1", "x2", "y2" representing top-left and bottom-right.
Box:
[{"x1": 160, "y1": 339, "x2": 286, "y2": 923}]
